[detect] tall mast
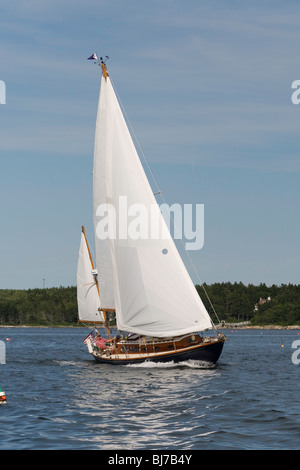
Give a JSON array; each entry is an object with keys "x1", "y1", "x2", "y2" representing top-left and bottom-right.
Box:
[
  {"x1": 88, "y1": 52, "x2": 109, "y2": 79},
  {"x1": 87, "y1": 53, "x2": 114, "y2": 337},
  {"x1": 101, "y1": 61, "x2": 109, "y2": 80}
]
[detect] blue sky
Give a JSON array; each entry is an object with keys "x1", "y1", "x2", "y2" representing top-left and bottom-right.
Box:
[{"x1": 0, "y1": 0, "x2": 299, "y2": 289}]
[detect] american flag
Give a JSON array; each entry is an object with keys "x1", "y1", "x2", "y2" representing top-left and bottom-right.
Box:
[{"x1": 83, "y1": 331, "x2": 96, "y2": 344}]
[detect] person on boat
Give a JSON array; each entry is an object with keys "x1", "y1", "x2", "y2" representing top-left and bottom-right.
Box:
[
  {"x1": 95, "y1": 334, "x2": 109, "y2": 350},
  {"x1": 95, "y1": 334, "x2": 118, "y2": 353}
]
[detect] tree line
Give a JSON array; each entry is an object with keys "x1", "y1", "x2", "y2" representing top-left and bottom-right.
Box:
[
  {"x1": 0, "y1": 287, "x2": 77, "y2": 326},
  {"x1": 0, "y1": 282, "x2": 299, "y2": 326},
  {"x1": 197, "y1": 282, "x2": 300, "y2": 326}
]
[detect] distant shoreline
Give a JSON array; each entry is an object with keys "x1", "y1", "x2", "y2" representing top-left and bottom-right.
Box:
[
  {"x1": 0, "y1": 325, "x2": 83, "y2": 328},
  {"x1": 217, "y1": 324, "x2": 300, "y2": 330},
  {"x1": 0, "y1": 324, "x2": 300, "y2": 330}
]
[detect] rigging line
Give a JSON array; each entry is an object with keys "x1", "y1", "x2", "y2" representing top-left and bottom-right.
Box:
[{"x1": 110, "y1": 77, "x2": 221, "y2": 327}]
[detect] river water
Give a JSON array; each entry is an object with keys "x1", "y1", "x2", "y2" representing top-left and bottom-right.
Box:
[{"x1": 0, "y1": 327, "x2": 299, "y2": 450}]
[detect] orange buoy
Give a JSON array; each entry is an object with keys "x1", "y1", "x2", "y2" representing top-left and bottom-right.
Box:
[{"x1": 0, "y1": 391, "x2": 6, "y2": 404}]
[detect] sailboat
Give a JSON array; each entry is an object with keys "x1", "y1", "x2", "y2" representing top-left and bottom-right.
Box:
[{"x1": 77, "y1": 55, "x2": 225, "y2": 365}]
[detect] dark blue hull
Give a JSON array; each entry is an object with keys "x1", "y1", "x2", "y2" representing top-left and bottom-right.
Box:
[{"x1": 92, "y1": 337, "x2": 224, "y2": 366}]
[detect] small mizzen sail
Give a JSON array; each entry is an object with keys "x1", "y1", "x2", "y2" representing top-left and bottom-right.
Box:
[
  {"x1": 77, "y1": 227, "x2": 104, "y2": 323},
  {"x1": 93, "y1": 66, "x2": 213, "y2": 338}
]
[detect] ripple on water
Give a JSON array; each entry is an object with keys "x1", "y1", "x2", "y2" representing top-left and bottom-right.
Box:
[{"x1": 1, "y1": 328, "x2": 300, "y2": 449}]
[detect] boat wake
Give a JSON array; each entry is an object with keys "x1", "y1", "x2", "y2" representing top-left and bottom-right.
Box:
[{"x1": 125, "y1": 359, "x2": 216, "y2": 369}]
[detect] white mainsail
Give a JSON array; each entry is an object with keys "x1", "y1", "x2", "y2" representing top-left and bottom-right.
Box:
[
  {"x1": 93, "y1": 70, "x2": 213, "y2": 337},
  {"x1": 93, "y1": 72, "x2": 115, "y2": 310},
  {"x1": 77, "y1": 229, "x2": 104, "y2": 323}
]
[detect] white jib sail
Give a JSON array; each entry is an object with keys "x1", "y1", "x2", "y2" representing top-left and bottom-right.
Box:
[
  {"x1": 93, "y1": 74, "x2": 213, "y2": 337},
  {"x1": 77, "y1": 231, "x2": 104, "y2": 323}
]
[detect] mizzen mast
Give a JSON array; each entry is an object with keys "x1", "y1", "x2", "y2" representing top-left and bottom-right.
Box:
[{"x1": 81, "y1": 226, "x2": 111, "y2": 338}]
